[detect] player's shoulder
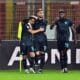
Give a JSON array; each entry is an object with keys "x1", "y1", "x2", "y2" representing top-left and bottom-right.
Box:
[
  {"x1": 66, "y1": 18, "x2": 72, "y2": 22},
  {"x1": 43, "y1": 19, "x2": 48, "y2": 24},
  {"x1": 25, "y1": 23, "x2": 30, "y2": 29},
  {"x1": 65, "y1": 18, "x2": 73, "y2": 26},
  {"x1": 25, "y1": 23, "x2": 29, "y2": 27},
  {"x1": 55, "y1": 19, "x2": 60, "y2": 24}
]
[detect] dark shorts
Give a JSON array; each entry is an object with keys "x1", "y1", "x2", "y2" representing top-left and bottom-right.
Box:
[
  {"x1": 57, "y1": 40, "x2": 70, "y2": 51},
  {"x1": 34, "y1": 37, "x2": 48, "y2": 52},
  {"x1": 20, "y1": 37, "x2": 34, "y2": 55}
]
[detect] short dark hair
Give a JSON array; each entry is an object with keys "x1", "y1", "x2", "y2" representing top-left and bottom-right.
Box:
[
  {"x1": 29, "y1": 15, "x2": 37, "y2": 20},
  {"x1": 59, "y1": 9, "x2": 65, "y2": 13},
  {"x1": 36, "y1": 8, "x2": 43, "y2": 13},
  {"x1": 23, "y1": 17, "x2": 29, "y2": 24}
]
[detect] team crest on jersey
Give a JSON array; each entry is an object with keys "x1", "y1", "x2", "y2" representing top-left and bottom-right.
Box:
[
  {"x1": 26, "y1": 25, "x2": 30, "y2": 29},
  {"x1": 64, "y1": 21, "x2": 68, "y2": 24}
]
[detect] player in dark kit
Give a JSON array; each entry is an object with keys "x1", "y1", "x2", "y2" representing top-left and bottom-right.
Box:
[
  {"x1": 50, "y1": 9, "x2": 77, "y2": 73},
  {"x1": 33, "y1": 9, "x2": 48, "y2": 72},
  {"x1": 20, "y1": 16, "x2": 44, "y2": 73}
]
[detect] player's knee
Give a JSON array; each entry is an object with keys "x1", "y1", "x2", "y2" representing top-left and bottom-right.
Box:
[
  {"x1": 40, "y1": 51, "x2": 45, "y2": 54},
  {"x1": 36, "y1": 51, "x2": 40, "y2": 56},
  {"x1": 29, "y1": 52, "x2": 35, "y2": 57}
]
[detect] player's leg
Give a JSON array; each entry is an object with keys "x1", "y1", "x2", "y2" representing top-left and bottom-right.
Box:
[
  {"x1": 35, "y1": 51, "x2": 40, "y2": 65},
  {"x1": 59, "y1": 41, "x2": 69, "y2": 73},
  {"x1": 57, "y1": 41, "x2": 65, "y2": 71},
  {"x1": 20, "y1": 43, "x2": 29, "y2": 73},
  {"x1": 34, "y1": 41, "x2": 40, "y2": 66},
  {"x1": 34, "y1": 43, "x2": 41, "y2": 72},
  {"x1": 60, "y1": 49, "x2": 68, "y2": 73},
  {"x1": 34, "y1": 51, "x2": 40, "y2": 73},
  {"x1": 22, "y1": 55, "x2": 30, "y2": 73},
  {"x1": 28, "y1": 46, "x2": 36, "y2": 73},
  {"x1": 39, "y1": 40, "x2": 48, "y2": 72},
  {"x1": 39, "y1": 52, "x2": 45, "y2": 71},
  {"x1": 62, "y1": 42, "x2": 70, "y2": 73},
  {"x1": 59, "y1": 50, "x2": 65, "y2": 69},
  {"x1": 62, "y1": 48, "x2": 68, "y2": 72}
]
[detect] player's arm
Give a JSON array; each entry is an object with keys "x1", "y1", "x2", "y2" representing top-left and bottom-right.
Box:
[
  {"x1": 50, "y1": 17, "x2": 59, "y2": 29},
  {"x1": 71, "y1": 24, "x2": 77, "y2": 44},
  {"x1": 26, "y1": 24, "x2": 44, "y2": 34},
  {"x1": 50, "y1": 24, "x2": 57, "y2": 30},
  {"x1": 50, "y1": 21, "x2": 58, "y2": 30},
  {"x1": 28, "y1": 28, "x2": 44, "y2": 34}
]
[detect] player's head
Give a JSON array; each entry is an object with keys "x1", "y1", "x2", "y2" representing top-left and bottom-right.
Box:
[
  {"x1": 36, "y1": 8, "x2": 44, "y2": 18},
  {"x1": 59, "y1": 9, "x2": 66, "y2": 19},
  {"x1": 23, "y1": 17, "x2": 29, "y2": 24},
  {"x1": 29, "y1": 15, "x2": 37, "y2": 24}
]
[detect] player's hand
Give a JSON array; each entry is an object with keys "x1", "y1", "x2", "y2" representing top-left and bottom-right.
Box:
[{"x1": 39, "y1": 27, "x2": 44, "y2": 31}]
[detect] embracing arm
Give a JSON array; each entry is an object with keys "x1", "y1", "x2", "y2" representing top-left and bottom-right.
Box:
[{"x1": 28, "y1": 28, "x2": 44, "y2": 34}]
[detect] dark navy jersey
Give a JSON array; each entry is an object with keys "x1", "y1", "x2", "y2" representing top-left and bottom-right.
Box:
[
  {"x1": 33, "y1": 19, "x2": 47, "y2": 40},
  {"x1": 55, "y1": 18, "x2": 73, "y2": 41},
  {"x1": 21, "y1": 23, "x2": 32, "y2": 40}
]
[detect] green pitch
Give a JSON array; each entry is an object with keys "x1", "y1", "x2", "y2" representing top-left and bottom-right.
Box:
[{"x1": 0, "y1": 70, "x2": 80, "y2": 80}]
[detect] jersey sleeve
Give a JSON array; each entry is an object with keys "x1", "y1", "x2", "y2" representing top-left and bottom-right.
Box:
[
  {"x1": 41, "y1": 20, "x2": 48, "y2": 32},
  {"x1": 25, "y1": 24, "x2": 30, "y2": 31},
  {"x1": 55, "y1": 20, "x2": 58, "y2": 26},
  {"x1": 68, "y1": 20, "x2": 73, "y2": 27}
]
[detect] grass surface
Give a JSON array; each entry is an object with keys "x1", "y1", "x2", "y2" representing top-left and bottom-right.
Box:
[{"x1": 0, "y1": 70, "x2": 80, "y2": 80}]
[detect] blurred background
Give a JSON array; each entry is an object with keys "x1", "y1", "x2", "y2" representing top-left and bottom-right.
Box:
[{"x1": 0, "y1": 0, "x2": 80, "y2": 40}]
